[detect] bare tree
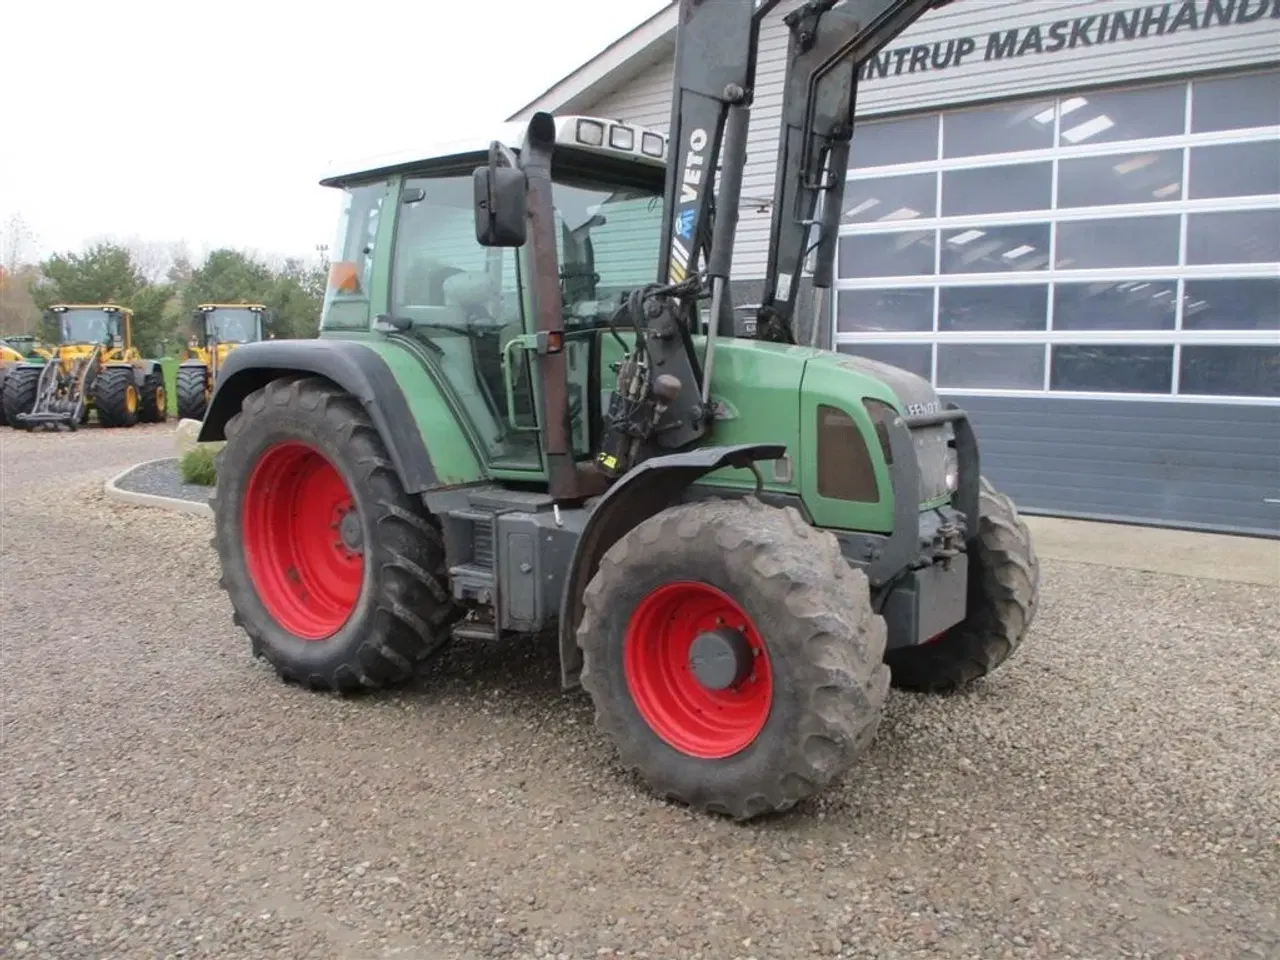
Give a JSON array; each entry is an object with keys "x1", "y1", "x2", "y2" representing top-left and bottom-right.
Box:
[{"x1": 0, "y1": 213, "x2": 41, "y2": 334}]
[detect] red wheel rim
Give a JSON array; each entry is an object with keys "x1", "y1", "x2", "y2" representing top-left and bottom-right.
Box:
[
  {"x1": 623, "y1": 581, "x2": 773, "y2": 759},
  {"x1": 242, "y1": 441, "x2": 363, "y2": 640}
]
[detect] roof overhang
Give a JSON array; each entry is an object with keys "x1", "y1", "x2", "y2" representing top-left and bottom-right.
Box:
[
  {"x1": 506, "y1": 2, "x2": 679, "y2": 121},
  {"x1": 319, "y1": 115, "x2": 669, "y2": 187}
]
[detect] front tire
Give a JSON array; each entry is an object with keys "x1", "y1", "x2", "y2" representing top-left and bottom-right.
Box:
[
  {"x1": 176, "y1": 365, "x2": 209, "y2": 421},
  {"x1": 578, "y1": 497, "x2": 889, "y2": 821},
  {"x1": 885, "y1": 476, "x2": 1039, "y2": 692},
  {"x1": 139, "y1": 368, "x2": 168, "y2": 423},
  {"x1": 2, "y1": 365, "x2": 41, "y2": 429},
  {"x1": 212, "y1": 376, "x2": 463, "y2": 693},
  {"x1": 93, "y1": 366, "x2": 140, "y2": 428}
]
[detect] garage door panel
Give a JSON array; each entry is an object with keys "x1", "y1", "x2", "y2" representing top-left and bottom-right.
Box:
[
  {"x1": 953, "y1": 394, "x2": 1279, "y2": 536},
  {"x1": 972, "y1": 441, "x2": 1280, "y2": 479}
]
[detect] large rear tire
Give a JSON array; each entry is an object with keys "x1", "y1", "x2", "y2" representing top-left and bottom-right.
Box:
[
  {"x1": 176, "y1": 365, "x2": 209, "y2": 421},
  {"x1": 578, "y1": 497, "x2": 889, "y2": 821},
  {"x1": 139, "y1": 368, "x2": 168, "y2": 423},
  {"x1": 2, "y1": 365, "x2": 41, "y2": 430},
  {"x1": 0, "y1": 368, "x2": 8, "y2": 427},
  {"x1": 885, "y1": 476, "x2": 1039, "y2": 693},
  {"x1": 93, "y1": 366, "x2": 140, "y2": 428},
  {"x1": 211, "y1": 375, "x2": 463, "y2": 693}
]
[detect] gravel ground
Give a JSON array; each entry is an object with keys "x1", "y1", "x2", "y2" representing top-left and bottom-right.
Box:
[
  {"x1": 1, "y1": 426, "x2": 1277, "y2": 960},
  {"x1": 113, "y1": 457, "x2": 215, "y2": 504}
]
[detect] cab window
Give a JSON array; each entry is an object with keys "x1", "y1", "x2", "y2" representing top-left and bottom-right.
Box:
[{"x1": 321, "y1": 180, "x2": 387, "y2": 331}]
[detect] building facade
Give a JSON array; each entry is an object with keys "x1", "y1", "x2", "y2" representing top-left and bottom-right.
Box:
[{"x1": 512, "y1": 0, "x2": 1280, "y2": 536}]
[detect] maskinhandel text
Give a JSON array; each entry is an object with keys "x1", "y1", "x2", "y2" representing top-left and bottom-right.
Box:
[{"x1": 862, "y1": 0, "x2": 1280, "y2": 80}]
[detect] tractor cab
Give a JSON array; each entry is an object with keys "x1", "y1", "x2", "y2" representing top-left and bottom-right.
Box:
[
  {"x1": 319, "y1": 118, "x2": 668, "y2": 472},
  {"x1": 192, "y1": 303, "x2": 268, "y2": 347},
  {"x1": 48, "y1": 304, "x2": 131, "y2": 355}
]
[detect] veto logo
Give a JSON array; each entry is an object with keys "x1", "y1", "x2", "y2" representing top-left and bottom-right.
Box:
[{"x1": 679, "y1": 128, "x2": 708, "y2": 204}]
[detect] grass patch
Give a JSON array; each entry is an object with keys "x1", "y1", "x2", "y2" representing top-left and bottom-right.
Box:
[
  {"x1": 160, "y1": 357, "x2": 179, "y2": 415},
  {"x1": 179, "y1": 446, "x2": 218, "y2": 486}
]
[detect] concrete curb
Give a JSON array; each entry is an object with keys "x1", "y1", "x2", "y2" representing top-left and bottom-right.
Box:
[{"x1": 103, "y1": 458, "x2": 213, "y2": 518}]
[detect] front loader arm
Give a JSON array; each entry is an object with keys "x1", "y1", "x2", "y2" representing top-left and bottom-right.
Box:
[
  {"x1": 755, "y1": 0, "x2": 956, "y2": 346},
  {"x1": 659, "y1": 0, "x2": 779, "y2": 291},
  {"x1": 595, "y1": 0, "x2": 955, "y2": 479},
  {"x1": 597, "y1": 0, "x2": 782, "y2": 480}
]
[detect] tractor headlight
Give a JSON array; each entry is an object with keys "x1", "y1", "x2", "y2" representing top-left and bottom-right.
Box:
[
  {"x1": 609, "y1": 124, "x2": 634, "y2": 151},
  {"x1": 576, "y1": 119, "x2": 605, "y2": 146}
]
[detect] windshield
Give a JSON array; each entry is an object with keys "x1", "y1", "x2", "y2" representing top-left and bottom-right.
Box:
[
  {"x1": 551, "y1": 176, "x2": 663, "y2": 327},
  {"x1": 207, "y1": 308, "x2": 261, "y2": 342},
  {"x1": 59, "y1": 309, "x2": 112, "y2": 344}
]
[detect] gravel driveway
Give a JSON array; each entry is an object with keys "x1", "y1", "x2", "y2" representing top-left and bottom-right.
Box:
[{"x1": 2, "y1": 425, "x2": 1277, "y2": 960}]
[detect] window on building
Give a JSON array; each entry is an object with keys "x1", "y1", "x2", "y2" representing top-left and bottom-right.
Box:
[{"x1": 835, "y1": 67, "x2": 1280, "y2": 404}]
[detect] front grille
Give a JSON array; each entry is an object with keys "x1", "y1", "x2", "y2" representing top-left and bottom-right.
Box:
[
  {"x1": 911, "y1": 424, "x2": 953, "y2": 504},
  {"x1": 472, "y1": 520, "x2": 494, "y2": 569}
]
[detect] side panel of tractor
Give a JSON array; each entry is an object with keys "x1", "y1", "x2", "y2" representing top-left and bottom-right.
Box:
[{"x1": 357, "y1": 338, "x2": 488, "y2": 487}]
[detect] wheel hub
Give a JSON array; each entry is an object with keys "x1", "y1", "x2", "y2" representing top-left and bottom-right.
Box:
[
  {"x1": 688, "y1": 627, "x2": 753, "y2": 691},
  {"x1": 337, "y1": 509, "x2": 363, "y2": 553}
]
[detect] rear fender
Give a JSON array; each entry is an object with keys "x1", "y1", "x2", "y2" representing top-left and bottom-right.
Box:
[
  {"x1": 198, "y1": 338, "x2": 466, "y2": 494},
  {"x1": 556, "y1": 443, "x2": 785, "y2": 688}
]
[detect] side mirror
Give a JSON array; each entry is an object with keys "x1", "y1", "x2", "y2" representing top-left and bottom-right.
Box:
[{"x1": 473, "y1": 143, "x2": 527, "y2": 247}]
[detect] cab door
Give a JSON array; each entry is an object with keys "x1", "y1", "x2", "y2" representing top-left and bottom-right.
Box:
[{"x1": 386, "y1": 171, "x2": 548, "y2": 479}]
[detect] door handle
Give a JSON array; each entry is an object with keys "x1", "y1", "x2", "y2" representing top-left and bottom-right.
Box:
[{"x1": 501, "y1": 337, "x2": 539, "y2": 431}]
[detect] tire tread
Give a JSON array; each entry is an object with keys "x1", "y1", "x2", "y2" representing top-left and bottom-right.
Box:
[
  {"x1": 211, "y1": 375, "x2": 463, "y2": 693},
  {"x1": 577, "y1": 496, "x2": 889, "y2": 821}
]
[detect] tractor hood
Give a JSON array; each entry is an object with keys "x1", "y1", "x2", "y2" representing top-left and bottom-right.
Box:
[
  {"x1": 803, "y1": 349, "x2": 941, "y2": 418},
  {"x1": 800, "y1": 348, "x2": 955, "y2": 508}
]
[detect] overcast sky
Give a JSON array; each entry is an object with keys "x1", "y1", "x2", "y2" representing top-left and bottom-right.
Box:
[{"x1": 0, "y1": 0, "x2": 669, "y2": 265}]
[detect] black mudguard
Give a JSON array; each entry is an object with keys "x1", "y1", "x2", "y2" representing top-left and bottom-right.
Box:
[
  {"x1": 196, "y1": 338, "x2": 439, "y2": 494},
  {"x1": 557, "y1": 443, "x2": 785, "y2": 688},
  {"x1": 122, "y1": 359, "x2": 162, "y2": 386}
]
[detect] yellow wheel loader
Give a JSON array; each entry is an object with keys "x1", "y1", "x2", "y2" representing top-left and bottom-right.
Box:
[
  {"x1": 2, "y1": 304, "x2": 168, "y2": 431},
  {"x1": 175, "y1": 303, "x2": 268, "y2": 421},
  {"x1": 0, "y1": 336, "x2": 51, "y2": 427}
]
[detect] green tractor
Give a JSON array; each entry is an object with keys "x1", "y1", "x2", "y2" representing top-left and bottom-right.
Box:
[{"x1": 198, "y1": 0, "x2": 1038, "y2": 820}]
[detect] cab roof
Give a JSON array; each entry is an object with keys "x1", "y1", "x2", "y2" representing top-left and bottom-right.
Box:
[
  {"x1": 319, "y1": 114, "x2": 670, "y2": 188},
  {"x1": 50, "y1": 303, "x2": 132, "y2": 316}
]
